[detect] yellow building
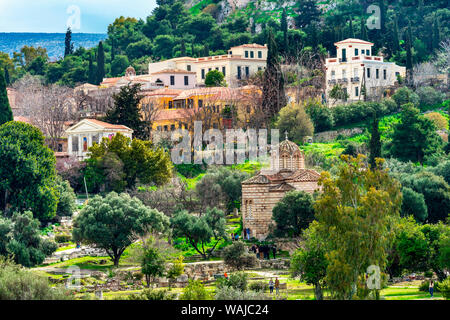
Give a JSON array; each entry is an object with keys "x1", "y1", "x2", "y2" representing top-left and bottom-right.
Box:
[{"x1": 140, "y1": 86, "x2": 261, "y2": 135}]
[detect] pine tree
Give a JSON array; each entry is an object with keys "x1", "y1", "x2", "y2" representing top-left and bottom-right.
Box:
[
  {"x1": 0, "y1": 70, "x2": 13, "y2": 126},
  {"x1": 96, "y1": 41, "x2": 105, "y2": 85},
  {"x1": 261, "y1": 28, "x2": 287, "y2": 124},
  {"x1": 369, "y1": 112, "x2": 381, "y2": 169},
  {"x1": 64, "y1": 27, "x2": 74, "y2": 57},
  {"x1": 281, "y1": 8, "x2": 289, "y2": 55}
]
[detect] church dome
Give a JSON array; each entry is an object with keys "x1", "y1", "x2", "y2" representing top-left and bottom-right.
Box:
[
  {"x1": 279, "y1": 139, "x2": 300, "y2": 155},
  {"x1": 125, "y1": 66, "x2": 136, "y2": 77}
]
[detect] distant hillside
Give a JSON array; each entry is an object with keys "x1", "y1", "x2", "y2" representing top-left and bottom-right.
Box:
[
  {"x1": 0, "y1": 33, "x2": 107, "y2": 59},
  {"x1": 187, "y1": 0, "x2": 333, "y2": 24}
]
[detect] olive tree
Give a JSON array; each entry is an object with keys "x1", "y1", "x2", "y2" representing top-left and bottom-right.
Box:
[{"x1": 73, "y1": 192, "x2": 170, "y2": 266}]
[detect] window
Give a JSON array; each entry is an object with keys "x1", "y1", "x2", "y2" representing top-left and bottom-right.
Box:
[
  {"x1": 237, "y1": 66, "x2": 242, "y2": 79},
  {"x1": 169, "y1": 101, "x2": 173, "y2": 109},
  {"x1": 383, "y1": 69, "x2": 387, "y2": 80},
  {"x1": 184, "y1": 76, "x2": 189, "y2": 86},
  {"x1": 229, "y1": 51, "x2": 232, "y2": 55},
  {"x1": 157, "y1": 126, "x2": 162, "y2": 131},
  {"x1": 215, "y1": 67, "x2": 219, "y2": 71},
  {"x1": 361, "y1": 49, "x2": 365, "y2": 55},
  {"x1": 250, "y1": 51, "x2": 254, "y2": 58},
  {"x1": 187, "y1": 65, "x2": 191, "y2": 71},
  {"x1": 213, "y1": 123, "x2": 218, "y2": 129},
  {"x1": 367, "y1": 68, "x2": 371, "y2": 78},
  {"x1": 245, "y1": 66, "x2": 250, "y2": 78},
  {"x1": 258, "y1": 66, "x2": 262, "y2": 71},
  {"x1": 245, "y1": 51, "x2": 249, "y2": 58},
  {"x1": 355, "y1": 87, "x2": 359, "y2": 97},
  {"x1": 171, "y1": 125, "x2": 175, "y2": 131},
  {"x1": 201, "y1": 69, "x2": 205, "y2": 79},
  {"x1": 198, "y1": 99, "x2": 203, "y2": 108},
  {"x1": 395, "y1": 72, "x2": 400, "y2": 76},
  {"x1": 258, "y1": 51, "x2": 262, "y2": 58},
  {"x1": 170, "y1": 75, "x2": 175, "y2": 86},
  {"x1": 355, "y1": 48, "x2": 359, "y2": 56},
  {"x1": 331, "y1": 70, "x2": 335, "y2": 79},
  {"x1": 367, "y1": 50, "x2": 371, "y2": 56},
  {"x1": 72, "y1": 136, "x2": 79, "y2": 152},
  {"x1": 376, "y1": 69, "x2": 379, "y2": 79},
  {"x1": 341, "y1": 48, "x2": 347, "y2": 62},
  {"x1": 58, "y1": 144, "x2": 63, "y2": 152},
  {"x1": 164, "y1": 125, "x2": 168, "y2": 132},
  {"x1": 222, "y1": 66, "x2": 226, "y2": 76},
  {"x1": 208, "y1": 68, "x2": 212, "y2": 72},
  {"x1": 92, "y1": 134, "x2": 99, "y2": 145}
]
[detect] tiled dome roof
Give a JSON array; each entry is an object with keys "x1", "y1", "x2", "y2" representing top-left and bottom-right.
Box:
[{"x1": 279, "y1": 139, "x2": 300, "y2": 155}]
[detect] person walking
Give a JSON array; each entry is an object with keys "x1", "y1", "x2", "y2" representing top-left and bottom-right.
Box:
[
  {"x1": 275, "y1": 277, "x2": 280, "y2": 295},
  {"x1": 429, "y1": 280, "x2": 434, "y2": 298},
  {"x1": 268, "y1": 278, "x2": 274, "y2": 294}
]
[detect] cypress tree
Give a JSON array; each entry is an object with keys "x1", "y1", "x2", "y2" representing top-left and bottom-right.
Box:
[
  {"x1": 432, "y1": 15, "x2": 440, "y2": 51},
  {"x1": 96, "y1": 41, "x2": 105, "y2": 85},
  {"x1": 369, "y1": 112, "x2": 381, "y2": 169},
  {"x1": 360, "y1": 17, "x2": 368, "y2": 41},
  {"x1": 405, "y1": 23, "x2": 413, "y2": 85},
  {"x1": 0, "y1": 70, "x2": 13, "y2": 126},
  {"x1": 111, "y1": 38, "x2": 115, "y2": 62},
  {"x1": 180, "y1": 39, "x2": 186, "y2": 56},
  {"x1": 261, "y1": 28, "x2": 287, "y2": 124},
  {"x1": 88, "y1": 53, "x2": 96, "y2": 85},
  {"x1": 348, "y1": 16, "x2": 355, "y2": 38},
  {"x1": 281, "y1": 8, "x2": 289, "y2": 55},
  {"x1": 392, "y1": 16, "x2": 400, "y2": 53},
  {"x1": 3, "y1": 66, "x2": 10, "y2": 85},
  {"x1": 64, "y1": 27, "x2": 74, "y2": 57}
]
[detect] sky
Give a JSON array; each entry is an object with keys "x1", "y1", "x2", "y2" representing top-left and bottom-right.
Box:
[{"x1": 0, "y1": 0, "x2": 158, "y2": 33}]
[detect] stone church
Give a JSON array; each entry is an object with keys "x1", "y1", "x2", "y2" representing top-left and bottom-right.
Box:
[{"x1": 241, "y1": 138, "x2": 321, "y2": 240}]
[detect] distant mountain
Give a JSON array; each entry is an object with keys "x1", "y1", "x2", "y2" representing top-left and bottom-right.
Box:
[{"x1": 0, "y1": 33, "x2": 107, "y2": 60}]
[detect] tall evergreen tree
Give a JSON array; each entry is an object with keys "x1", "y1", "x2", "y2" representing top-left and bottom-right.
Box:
[
  {"x1": 105, "y1": 83, "x2": 147, "y2": 139},
  {"x1": 369, "y1": 112, "x2": 381, "y2": 169},
  {"x1": 405, "y1": 23, "x2": 413, "y2": 85},
  {"x1": 111, "y1": 38, "x2": 115, "y2": 62},
  {"x1": 64, "y1": 27, "x2": 74, "y2": 57},
  {"x1": 3, "y1": 66, "x2": 10, "y2": 86},
  {"x1": 294, "y1": 0, "x2": 320, "y2": 28},
  {"x1": 88, "y1": 53, "x2": 96, "y2": 85},
  {"x1": 348, "y1": 16, "x2": 355, "y2": 38},
  {"x1": 392, "y1": 16, "x2": 400, "y2": 53},
  {"x1": 261, "y1": 28, "x2": 287, "y2": 124},
  {"x1": 0, "y1": 70, "x2": 13, "y2": 126},
  {"x1": 96, "y1": 41, "x2": 105, "y2": 85},
  {"x1": 281, "y1": 8, "x2": 289, "y2": 55},
  {"x1": 180, "y1": 39, "x2": 186, "y2": 56},
  {"x1": 432, "y1": 15, "x2": 440, "y2": 51},
  {"x1": 360, "y1": 17, "x2": 368, "y2": 41}
]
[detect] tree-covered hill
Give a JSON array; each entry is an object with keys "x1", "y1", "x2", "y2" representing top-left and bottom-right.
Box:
[{"x1": 0, "y1": 0, "x2": 448, "y2": 87}]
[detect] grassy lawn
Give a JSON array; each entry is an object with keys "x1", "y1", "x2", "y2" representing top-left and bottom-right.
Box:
[
  {"x1": 37, "y1": 256, "x2": 121, "y2": 270},
  {"x1": 55, "y1": 243, "x2": 76, "y2": 252}
]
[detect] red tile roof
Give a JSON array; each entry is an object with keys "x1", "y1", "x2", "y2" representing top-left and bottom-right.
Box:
[{"x1": 85, "y1": 119, "x2": 132, "y2": 130}]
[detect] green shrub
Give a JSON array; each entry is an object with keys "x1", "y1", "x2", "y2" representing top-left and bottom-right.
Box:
[
  {"x1": 215, "y1": 286, "x2": 268, "y2": 300},
  {"x1": 438, "y1": 278, "x2": 450, "y2": 300},
  {"x1": 180, "y1": 280, "x2": 211, "y2": 300},
  {"x1": 419, "y1": 280, "x2": 441, "y2": 292},
  {"x1": 128, "y1": 289, "x2": 176, "y2": 300},
  {"x1": 416, "y1": 87, "x2": 444, "y2": 109},
  {"x1": 249, "y1": 281, "x2": 268, "y2": 292},
  {"x1": 218, "y1": 272, "x2": 249, "y2": 291},
  {"x1": 55, "y1": 234, "x2": 72, "y2": 243}
]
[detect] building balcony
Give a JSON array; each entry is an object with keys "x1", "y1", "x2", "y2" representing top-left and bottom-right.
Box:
[
  {"x1": 338, "y1": 78, "x2": 348, "y2": 84},
  {"x1": 328, "y1": 79, "x2": 337, "y2": 85},
  {"x1": 351, "y1": 77, "x2": 360, "y2": 83}
]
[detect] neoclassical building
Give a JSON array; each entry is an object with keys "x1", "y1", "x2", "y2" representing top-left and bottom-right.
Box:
[
  {"x1": 241, "y1": 138, "x2": 321, "y2": 240},
  {"x1": 65, "y1": 119, "x2": 133, "y2": 160}
]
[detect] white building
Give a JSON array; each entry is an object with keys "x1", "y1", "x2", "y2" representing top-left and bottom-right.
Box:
[
  {"x1": 148, "y1": 44, "x2": 268, "y2": 88},
  {"x1": 65, "y1": 119, "x2": 133, "y2": 160},
  {"x1": 325, "y1": 38, "x2": 406, "y2": 104}
]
